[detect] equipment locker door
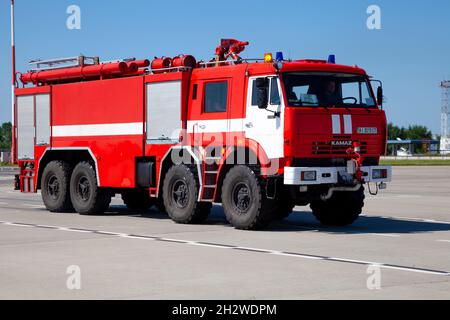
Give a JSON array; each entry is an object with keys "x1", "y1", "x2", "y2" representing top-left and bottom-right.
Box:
[
  {"x1": 17, "y1": 95, "x2": 35, "y2": 160},
  {"x1": 146, "y1": 81, "x2": 183, "y2": 144},
  {"x1": 35, "y1": 94, "x2": 51, "y2": 146}
]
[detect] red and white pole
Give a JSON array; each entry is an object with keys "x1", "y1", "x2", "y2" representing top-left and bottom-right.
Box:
[{"x1": 10, "y1": 0, "x2": 16, "y2": 164}]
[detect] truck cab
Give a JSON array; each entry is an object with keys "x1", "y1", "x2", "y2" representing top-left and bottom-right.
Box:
[{"x1": 185, "y1": 56, "x2": 391, "y2": 228}]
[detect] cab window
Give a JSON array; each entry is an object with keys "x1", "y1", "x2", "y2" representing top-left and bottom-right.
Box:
[
  {"x1": 282, "y1": 72, "x2": 377, "y2": 108},
  {"x1": 252, "y1": 78, "x2": 280, "y2": 106},
  {"x1": 270, "y1": 78, "x2": 280, "y2": 105},
  {"x1": 204, "y1": 81, "x2": 228, "y2": 113}
]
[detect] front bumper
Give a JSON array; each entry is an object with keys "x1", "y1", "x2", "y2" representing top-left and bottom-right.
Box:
[{"x1": 284, "y1": 166, "x2": 392, "y2": 186}]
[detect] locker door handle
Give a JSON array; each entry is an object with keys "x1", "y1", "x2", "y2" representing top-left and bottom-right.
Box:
[{"x1": 199, "y1": 125, "x2": 206, "y2": 130}]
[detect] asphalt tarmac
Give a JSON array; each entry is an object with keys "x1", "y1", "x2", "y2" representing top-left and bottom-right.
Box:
[{"x1": 0, "y1": 167, "x2": 449, "y2": 299}]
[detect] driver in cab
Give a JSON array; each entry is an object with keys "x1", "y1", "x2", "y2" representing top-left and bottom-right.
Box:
[{"x1": 318, "y1": 80, "x2": 342, "y2": 106}]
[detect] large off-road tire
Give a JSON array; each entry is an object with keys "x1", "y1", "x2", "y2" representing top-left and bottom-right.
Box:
[
  {"x1": 41, "y1": 161, "x2": 74, "y2": 213},
  {"x1": 70, "y1": 162, "x2": 111, "y2": 215},
  {"x1": 310, "y1": 186, "x2": 365, "y2": 226},
  {"x1": 122, "y1": 191, "x2": 154, "y2": 210},
  {"x1": 163, "y1": 165, "x2": 211, "y2": 224},
  {"x1": 221, "y1": 166, "x2": 275, "y2": 230}
]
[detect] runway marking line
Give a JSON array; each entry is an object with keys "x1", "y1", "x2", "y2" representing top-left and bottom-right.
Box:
[
  {"x1": 0, "y1": 220, "x2": 449, "y2": 277},
  {"x1": 23, "y1": 204, "x2": 46, "y2": 209},
  {"x1": 367, "y1": 234, "x2": 401, "y2": 238},
  {"x1": 359, "y1": 215, "x2": 450, "y2": 225},
  {"x1": 388, "y1": 217, "x2": 450, "y2": 225}
]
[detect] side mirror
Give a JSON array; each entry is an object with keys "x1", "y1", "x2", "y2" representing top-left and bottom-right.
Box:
[
  {"x1": 377, "y1": 86, "x2": 383, "y2": 107},
  {"x1": 256, "y1": 78, "x2": 269, "y2": 110}
]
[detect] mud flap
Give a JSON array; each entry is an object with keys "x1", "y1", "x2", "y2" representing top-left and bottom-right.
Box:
[{"x1": 14, "y1": 175, "x2": 20, "y2": 191}]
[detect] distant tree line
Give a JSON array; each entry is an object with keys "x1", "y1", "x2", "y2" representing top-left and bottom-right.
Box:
[
  {"x1": 388, "y1": 123, "x2": 436, "y2": 155},
  {"x1": 388, "y1": 123, "x2": 433, "y2": 141},
  {"x1": 0, "y1": 122, "x2": 12, "y2": 151}
]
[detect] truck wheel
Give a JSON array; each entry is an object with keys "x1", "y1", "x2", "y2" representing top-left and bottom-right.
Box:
[
  {"x1": 70, "y1": 162, "x2": 111, "y2": 215},
  {"x1": 222, "y1": 166, "x2": 274, "y2": 230},
  {"x1": 122, "y1": 191, "x2": 154, "y2": 210},
  {"x1": 311, "y1": 187, "x2": 365, "y2": 226},
  {"x1": 163, "y1": 165, "x2": 211, "y2": 224},
  {"x1": 41, "y1": 161, "x2": 74, "y2": 213}
]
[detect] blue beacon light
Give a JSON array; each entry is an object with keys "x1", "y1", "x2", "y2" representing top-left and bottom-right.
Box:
[
  {"x1": 327, "y1": 54, "x2": 336, "y2": 64},
  {"x1": 276, "y1": 52, "x2": 284, "y2": 62}
]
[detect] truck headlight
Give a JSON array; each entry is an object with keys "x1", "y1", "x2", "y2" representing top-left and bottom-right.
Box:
[
  {"x1": 372, "y1": 169, "x2": 388, "y2": 180},
  {"x1": 301, "y1": 171, "x2": 317, "y2": 181}
]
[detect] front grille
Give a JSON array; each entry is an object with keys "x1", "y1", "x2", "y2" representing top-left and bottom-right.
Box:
[{"x1": 312, "y1": 141, "x2": 368, "y2": 155}]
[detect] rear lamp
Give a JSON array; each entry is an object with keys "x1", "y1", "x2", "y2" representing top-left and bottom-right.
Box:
[
  {"x1": 301, "y1": 171, "x2": 317, "y2": 182},
  {"x1": 353, "y1": 142, "x2": 361, "y2": 153},
  {"x1": 372, "y1": 169, "x2": 388, "y2": 180},
  {"x1": 264, "y1": 53, "x2": 273, "y2": 63}
]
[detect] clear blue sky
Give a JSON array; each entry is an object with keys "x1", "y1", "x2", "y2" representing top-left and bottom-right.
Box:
[{"x1": 1, "y1": 0, "x2": 449, "y2": 134}]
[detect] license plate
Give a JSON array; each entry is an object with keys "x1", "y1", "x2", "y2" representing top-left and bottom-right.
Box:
[{"x1": 357, "y1": 127, "x2": 378, "y2": 134}]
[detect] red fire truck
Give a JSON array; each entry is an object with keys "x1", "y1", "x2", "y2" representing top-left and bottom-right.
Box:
[{"x1": 12, "y1": 40, "x2": 392, "y2": 230}]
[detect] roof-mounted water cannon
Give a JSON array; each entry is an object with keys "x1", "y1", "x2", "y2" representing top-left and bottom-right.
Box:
[{"x1": 215, "y1": 39, "x2": 249, "y2": 66}]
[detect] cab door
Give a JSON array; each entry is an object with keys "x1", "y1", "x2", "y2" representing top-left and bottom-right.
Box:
[
  {"x1": 188, "y1": 78, "x2": 232, "y2": 147},
  {"x1": 245, "y1": 76, "x2": 285, "y2": 159}
]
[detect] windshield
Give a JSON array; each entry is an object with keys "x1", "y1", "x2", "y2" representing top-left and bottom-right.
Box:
[{"x1": 282, "y1": 72, "x2": 377, "y2": 108}]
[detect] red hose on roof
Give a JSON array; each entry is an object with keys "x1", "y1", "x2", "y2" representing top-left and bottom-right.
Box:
[{"x1": 20, "y1": 61, "x2": 129, "y2": 85}]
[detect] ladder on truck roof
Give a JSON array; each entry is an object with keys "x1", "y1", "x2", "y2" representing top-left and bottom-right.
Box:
[{"x1": 29, "y1": 55, "x2": 100, "y2": 71}]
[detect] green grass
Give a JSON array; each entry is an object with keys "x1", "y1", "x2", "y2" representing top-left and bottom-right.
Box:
[
  {"x1": 381, "y1": 160, "x2": 450, "y2": 166},
  {"x1": 0, "y1": 162, "x2": 17, "y2": 167}
]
